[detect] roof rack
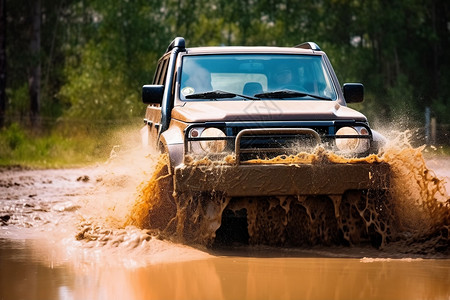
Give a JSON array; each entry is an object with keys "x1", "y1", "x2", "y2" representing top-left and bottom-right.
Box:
[
  {"x1": 166, "y1": 37, "x2": 186, "y2": 53},
  {"x1": 294, "y1": 42, "x2": 321, "y2": 51}
]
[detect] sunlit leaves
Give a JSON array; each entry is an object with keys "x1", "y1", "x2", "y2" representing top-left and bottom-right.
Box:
[{"x1": 5, "y1": 0, "x2": 450, "y2": 126}]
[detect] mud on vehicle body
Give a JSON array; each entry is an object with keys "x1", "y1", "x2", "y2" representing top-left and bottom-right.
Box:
[{"x1": 141, "y1": 37, "x2": 391, "y2": 247}]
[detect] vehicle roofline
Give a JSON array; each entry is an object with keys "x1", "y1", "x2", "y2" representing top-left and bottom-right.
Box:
[{"x1": 181, "y1": 46, "x2": 324, "y2": 55}]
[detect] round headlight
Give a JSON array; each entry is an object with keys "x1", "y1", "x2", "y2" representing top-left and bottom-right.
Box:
[
  {"x1": 200, "y1": 128, "x2": 226, "y2": 153},
  {"x1": 336, "y1": 127, "x2": 359, "y2": 152}
]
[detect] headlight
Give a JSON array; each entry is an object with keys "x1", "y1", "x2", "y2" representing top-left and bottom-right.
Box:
[
  {"x1": 200, "y1": 128, "x2": 226, "y2": 153},
  {"x1": 335, "y1": 126, "x2": 369, "y2": 153}
]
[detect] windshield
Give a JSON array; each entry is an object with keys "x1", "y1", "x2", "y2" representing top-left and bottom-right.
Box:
[{"x1": 179, "y1": 54, "x2": 337, "y2": 101}]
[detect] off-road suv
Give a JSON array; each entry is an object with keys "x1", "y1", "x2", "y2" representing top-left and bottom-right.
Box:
[{"x1": 141, "y1": 37, "x2": 390, "y2": 245}]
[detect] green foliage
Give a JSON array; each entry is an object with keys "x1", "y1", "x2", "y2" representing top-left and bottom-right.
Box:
[
  {"x1": 2, "y1": 0, "x2": 449, "y2": 168},
  {"x1": 59, "y1": 42, "x2": 142, "y2": 121},
  {"x1": 5, "y1": 85, "x2": 29, "y2": 118},
  {"x1": 2, "y1": 123, "x2": 26, "y2": 150},
  {"x1": 432, "y1": 97, "x2": 450, "y2": 124},
  {"x1": 58, "y1": 0, "x2": 167, "y2": 122}
]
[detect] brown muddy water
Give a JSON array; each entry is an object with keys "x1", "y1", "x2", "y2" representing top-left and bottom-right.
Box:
[{"x1": 0, "y1": 141, "x2": 449, "y2": 300}]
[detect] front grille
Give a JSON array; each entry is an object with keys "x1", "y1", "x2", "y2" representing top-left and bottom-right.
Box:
[
  {"x1": 234, "y1": 128, "x2": 322, "y2": 161},
  {"x1": 184, "y1": 120, "x2": 373, "y2": 162}
]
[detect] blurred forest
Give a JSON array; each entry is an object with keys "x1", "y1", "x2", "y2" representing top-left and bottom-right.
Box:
[{"x1": 0, "y1": 0, "x2": 449, "y2": 142}]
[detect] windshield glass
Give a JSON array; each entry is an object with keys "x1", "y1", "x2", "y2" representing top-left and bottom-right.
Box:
[{"x1": 179, "y1": 54, "x2": 337, "y2": 101}]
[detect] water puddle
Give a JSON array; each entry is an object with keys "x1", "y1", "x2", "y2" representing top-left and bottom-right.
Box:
[{"x1": 1, "y1": 238, "x2": 449, "y2": 300}]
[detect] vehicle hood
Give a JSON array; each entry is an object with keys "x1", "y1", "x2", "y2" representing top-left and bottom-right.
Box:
[{"x1": 171, "y1": 101, "x2": 367, "y2": 122}]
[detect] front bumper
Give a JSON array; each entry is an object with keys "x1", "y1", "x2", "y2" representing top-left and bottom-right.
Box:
[{"x1": 173, "y1": 162, "x2": 390, "y2": 197}]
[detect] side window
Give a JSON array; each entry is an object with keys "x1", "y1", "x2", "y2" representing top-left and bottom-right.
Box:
[
  {"x1": 152, "y1": 62, "x2": 163, "y2": 84},
  {"x1": 159, "y1": 59, "x2": 169, "y2": 85},
  {"x1": 152, "y1": 57, "x2": 170, "y2": 85}
]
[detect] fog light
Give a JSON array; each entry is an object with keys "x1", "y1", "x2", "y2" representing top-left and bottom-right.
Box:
[
  {"x1": 359, "y1": 127, "x2": 369, "y2": 136},
  {"x1": 190, "y1": 128, "x2": 200, "y2": 137},
  {"x1": 200, "y1": 128, "x2": 226, "y2": 153}
]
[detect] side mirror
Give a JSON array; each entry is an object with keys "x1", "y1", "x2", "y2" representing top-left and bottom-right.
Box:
[
  {"x1": 343, "y1": 83, "x2": 364, "y2": 103},
  {"x1": 142, "y1": 85, "x2": 164, "y2": 104}
]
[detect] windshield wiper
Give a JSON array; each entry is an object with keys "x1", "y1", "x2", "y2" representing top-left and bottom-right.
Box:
[
  {"x1": 185, "y1": 90, "x2": 259, "y2": 100},
  {"x1": 254, "y1": 90, "x2": 331, "y2": 100}
]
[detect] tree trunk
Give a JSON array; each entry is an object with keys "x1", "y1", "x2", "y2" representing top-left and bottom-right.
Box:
[
  {"x1": 29, "y1": 0, "x2": 41, "y2": 128},
  {"x1": 0, "y1": 0, "x2": 6, "y2": 128}
]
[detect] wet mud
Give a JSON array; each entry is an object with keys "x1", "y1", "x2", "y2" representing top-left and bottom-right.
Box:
[
  {"x1": 125, "y1": 142, "x2": 449, "y2": 255},
  {"x1": 0, "y1": 134, "x2": 449, "y2": 299}
]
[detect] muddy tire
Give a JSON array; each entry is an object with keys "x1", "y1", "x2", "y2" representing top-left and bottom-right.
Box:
[
  {"x1": 286, "y1": 196, "x2": 339, "y2": 246},
  {"x1": 339, "y1": 190, "x2": 392, "y2": 248}
]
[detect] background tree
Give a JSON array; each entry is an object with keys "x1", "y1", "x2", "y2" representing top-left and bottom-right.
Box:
[
  {"x1": 0, "y1": 0, "x2": 5, "y2": 128},
  {"x1": 59, "y1": 0, "x2": 169, "y2": 122},
  {"x1": 29, "y1": 0, "x2": 41, "y2": 128},
  {"x1": 1, "y1": 0, "x2": 449, "y2": 144}
]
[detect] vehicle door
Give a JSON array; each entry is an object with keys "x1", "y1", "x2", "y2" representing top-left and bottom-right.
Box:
[{"x1": 144, "y1": 55, "x2": 170, "y2": 147}]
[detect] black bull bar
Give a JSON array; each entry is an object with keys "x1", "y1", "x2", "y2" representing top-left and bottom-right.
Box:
[{"x1": 176, "y1": 127, "x2": 389, "y2": 197}]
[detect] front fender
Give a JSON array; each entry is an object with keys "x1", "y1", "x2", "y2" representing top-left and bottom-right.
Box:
[
  {"x1": 160, "y1": 141, "x2": 183, "y2": 169},
  {"x1": 159, "y1": 120, "x2": 186, "y2": 168}
]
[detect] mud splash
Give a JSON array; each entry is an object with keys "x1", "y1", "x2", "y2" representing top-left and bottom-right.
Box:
[
  {"x1": 379, "y1": 134, "x2": 449, "y2": 253},
  {"x1": 125, "y1": 154, "x2": 231, "y2": 245},
  {"x1": 124, "y1": 132, "x2": 449, "y2": 254},
  {"x1": 61, "y1": 148, "x2": 211, "y2": 265}
]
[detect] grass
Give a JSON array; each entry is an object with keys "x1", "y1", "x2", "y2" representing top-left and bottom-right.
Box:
[{"x1": 0, "y1": 122, "x2": 142, "y2": 168}]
